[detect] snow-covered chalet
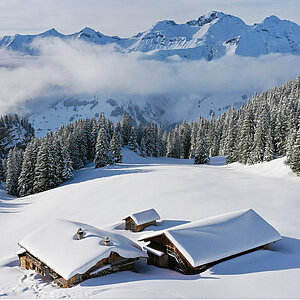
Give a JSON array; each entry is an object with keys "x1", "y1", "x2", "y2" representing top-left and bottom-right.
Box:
[
  {"x1": 17, "y1": 219, "x2": 147, "y2": 287},
  {"x1": 139, "y1": 209, "x2": 282, "y2": 274},
  {"x1": 123, "y1": 208, "x2": 160, "y2": 232}
]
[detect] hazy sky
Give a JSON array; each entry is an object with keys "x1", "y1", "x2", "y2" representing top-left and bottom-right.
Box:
[{"x1": 1, "y1": 0, "x2": 300, "y2": 36}]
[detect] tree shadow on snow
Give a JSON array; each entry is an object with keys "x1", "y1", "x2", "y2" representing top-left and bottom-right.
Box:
[
  {"x1": 63, "y1": 163, "x2": 152, "y2": 187},
  {"x1": 211, "y1": 236, "x2": 300, "y2": 275},
  {"x1": 0, "y1": 190, "x2": 32, "y2": 214}
]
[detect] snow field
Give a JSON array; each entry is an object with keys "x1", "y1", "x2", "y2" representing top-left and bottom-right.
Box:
[{"x1": 0, "y1": 149, "x2": 299, "y2": 298}]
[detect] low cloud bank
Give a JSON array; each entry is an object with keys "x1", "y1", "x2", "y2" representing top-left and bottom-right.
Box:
[{"x1": 0, "y1": 38, "x2": 300, "y2": 115}]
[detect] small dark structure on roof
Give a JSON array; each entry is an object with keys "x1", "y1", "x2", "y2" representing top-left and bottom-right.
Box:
[
  {"x1": 123, "y1": 208, "x2": 160, "y2": 232},
  {"x1": 139, "y1": 209, "x2": 281, "y2": 274}
]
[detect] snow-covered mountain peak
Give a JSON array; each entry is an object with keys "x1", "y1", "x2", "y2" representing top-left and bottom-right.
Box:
[
  {"x1": 262, "y1": 15, "x2": 281, "y2": 24},
  {"x1": 42, "y1": 28, "x2": 60, "y2": 35},
  {"x1": 1, "y1": 12, "x2": 300, "y2": 59},
  {"x1": 197, "y1": 10, "x2": 223, "y2": 26}
]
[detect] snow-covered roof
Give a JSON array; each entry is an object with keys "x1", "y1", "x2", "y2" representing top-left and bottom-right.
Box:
[
  {"x1": 18, "y1": 219, "x2": 146, "y2": 280},
  {"x1": 124, "y1": 208, "x2": 160, "y2": 226},
  {"x1": 140, "y1": 209, "x2": 281, "y2": 268}
]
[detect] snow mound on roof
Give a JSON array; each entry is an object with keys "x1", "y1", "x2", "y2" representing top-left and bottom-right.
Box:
[
  {"x1": 141, "y1": 209, "x2": 281, "y2": 267},
  {"x1": 127, "y1": 208, "x2": 160, "y2": 226},
  {"x1": 19, "y1": 219, "x2": 146, "y2": 280}
]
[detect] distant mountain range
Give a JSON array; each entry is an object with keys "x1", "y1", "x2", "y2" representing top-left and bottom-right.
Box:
[
  {"x1": 1, "y1": 11, "x2": 300, "y2": 60},
  {"x1": 2, "y1": 11, "x2": 300, "y2": 136}
]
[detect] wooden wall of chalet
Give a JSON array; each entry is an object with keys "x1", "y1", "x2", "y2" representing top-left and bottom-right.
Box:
[
  {"x1": 124, "y1": 217, "x2": 156, "y2": 232},
  {"x1": 143, "y1": 234, "x2": 272, "y2": 275},
  {"x1": 143, "y1": 233, "x2": 196, "y2": 274},
  {"x1": 19, "y1": 250, "x2": 137, "y2": 288}
]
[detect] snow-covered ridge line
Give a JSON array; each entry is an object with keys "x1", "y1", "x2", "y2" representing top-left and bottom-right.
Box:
[{"x1": 1, "y1": 11, "x2": 300, "y2": 60}]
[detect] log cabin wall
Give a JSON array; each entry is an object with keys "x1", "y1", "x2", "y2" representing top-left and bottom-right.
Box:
[
  {"x1": 125, "y1": 217, "x2": 156, "y2": 232},
  {"x1": 66, "y1": 252, "x2": 137, "y2": 287},
  {"x1": 19, "y1": 250, "x2": 138, "y2": 288},
  {"x1": 143, "y1": 234, "x2": 196, "y2": 274}
]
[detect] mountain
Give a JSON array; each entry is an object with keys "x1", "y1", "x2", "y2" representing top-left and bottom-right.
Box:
[
  {"x1": 1, "y1": 11, "x2": 300, "y2": 60},
  {"x1": 2, "y1": 11, "x2": 300, "y2": 136}
]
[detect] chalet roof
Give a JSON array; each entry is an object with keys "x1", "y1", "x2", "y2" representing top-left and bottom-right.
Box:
[
  {"x1": 140, "y1": 209, "x2": 281, "y2": 268},
  {"x1": 18, "y1": 219, "x2": 146, "y2": 280},
  {"x1": 124, "y1": 208, "x2": 160, "y2": 226}
]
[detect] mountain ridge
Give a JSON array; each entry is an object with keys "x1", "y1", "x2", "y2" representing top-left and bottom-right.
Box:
[{"x1": 1, "y1": 11, "x2": 300, "y2": 60}]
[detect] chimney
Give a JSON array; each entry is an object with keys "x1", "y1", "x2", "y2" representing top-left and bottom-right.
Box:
[
  {"x1": 77, "y1": 228, "x2": 84, "y2": 240},
  {"x1": 104, "y1": 236, "x2": 110, "y2": 246}
]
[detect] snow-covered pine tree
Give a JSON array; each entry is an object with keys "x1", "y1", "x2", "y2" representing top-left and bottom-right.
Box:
[
  {"x1": 194, "y1": 127, "x2": 209, "y2": 165},
  {"x1": 0, "y1": 159, "x2": 4, "y2": 181},
  {"x1": 6, "y1": 147, "x2": 23, "y2": 196},
  {"x1": 136, "y1": 121, "x2": 143, "y2": 146},
  {"x1": 33, "y1": 136, "x2": 58, "y2": 194},
  {"x1": 110, "y1": 130, "x2": 122, "y2": 163},
  {"x1": 224, "y1": 109, "x2": 238, "y2": 164},
  {"x1": 263, "y1": 127, "x2": 275, "y2": 162},
  {"x1": 94, "y1": 128, "x2": 112, "y2": 168},
  {"x1": 89, "y1": 118, "x2": 99, "y2": 159},
  {"x1": 121, "y1": 112, "x2": 133, "y2": 145},
  {"x1": 128, "y1": 126, "x2": 138, "y2": 152},
  {"x1": 189, "y1": 122, "x2": 197, "y2": 159},
  {"x1": 139, "y1": 135, "x2": 147, "y2": 157},
  {"x1": 65, "y1": 134, "x2": 84, "y2": 170},
  {"x1": 237, "y1": 107, "x2": 254, "y2": 164},
  {"x1": 287, "y1": 127, "x2": 300, "y2": 175},
  {"x1": 18, "y1": 138, "x2": 40, "y2": 197},
  {"x1": 179, "y1": 120, "x2": 191, "y2": 159},
  {"x1": 61, "y1": 143, "x2": 74, "y2": 181}
]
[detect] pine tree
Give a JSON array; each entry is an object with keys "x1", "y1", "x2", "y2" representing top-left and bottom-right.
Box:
[
  {"x1": 194, "y1": 129, "x2": 209, "y2": 165},
  {"x1": 128, "y1": 126, "x2": 138, "y2": 152},
  {"x1": 94, "y1": 128, "x2": 112, "y2": 168},
  {"x1": 33, "y1": 137, "x2": 58, "y2": 193},
  {"x1": 18, "y1": 138, "x2": 40, "y2": 197},
  {"x1": 288, "y1": 128, "x2": 300, "y2": 175},
  {"x1": 121, "y1": 112, "x2": 133, "y2": 145},
  {"x1": 139, "y1": 136, "x2": 147, "y2": 157},
  {"x1": 6, "y1": 147, "x2": 23, "y2": 196},
  {"x1": 0, "y1": 159, "x2": 4, "y2": 181},
  {"x1": 224, "y1": 109, "x2": 237, "y2": 164},
  {"x1": 263, "y1": 127, "x2": 275, "y2": 162},
  {"x1": 61, "y1": 144, "x2": 74, "y2": 181},
  {"x1": 110, "y1": 130, "x2": 123, "y2": 163}
]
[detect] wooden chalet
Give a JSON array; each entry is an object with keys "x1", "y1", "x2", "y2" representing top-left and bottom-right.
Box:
[
  {"x1": 139, "y1": 209, "x2": 282, "y2": 274},
  {"x1": 18, "y1": 219, "x2": 146, "y2": 288},
  {"x1": 123, "y1": 208, "x2": 160, "y2": 232}
]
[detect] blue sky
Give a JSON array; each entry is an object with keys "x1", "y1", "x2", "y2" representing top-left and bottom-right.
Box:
[{"x1": 1, "y1": 0, "x2": 300, "y2": 36}]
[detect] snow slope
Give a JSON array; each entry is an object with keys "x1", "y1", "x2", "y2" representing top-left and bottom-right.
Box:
[{"x1": 0, "y1": 149, "x2": 299, "y2": 298}]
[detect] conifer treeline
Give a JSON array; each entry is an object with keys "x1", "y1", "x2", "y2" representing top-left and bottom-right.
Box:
[
  {"x1": 0, "y1": 114, "x2": 34, "y2": 157},
  {"x1": 1, "y1": 75, "x2": 300, "y2": 196}
]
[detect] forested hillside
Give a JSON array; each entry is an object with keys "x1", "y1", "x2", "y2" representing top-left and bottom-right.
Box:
[{"x1": 1, "y1": 76, "x2": 299, "y2": 197}]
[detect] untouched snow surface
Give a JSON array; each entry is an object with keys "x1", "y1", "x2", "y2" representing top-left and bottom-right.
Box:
[
  {"x1": 0, "y1": 149, "x2": 299, "y2": 298},
  {"x1": 140, "y1": 209, "x2": 281, "y2": 268}
]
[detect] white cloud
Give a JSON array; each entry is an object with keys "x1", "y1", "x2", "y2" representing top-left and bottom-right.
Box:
[{"x1": 0, "y1": 38, "x2": 300, "y2": 116}]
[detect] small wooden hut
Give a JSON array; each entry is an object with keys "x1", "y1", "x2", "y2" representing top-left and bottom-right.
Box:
[
  {"x1": 139, "y1": 209, "x2": 281, "y2": 274},
  {"x1": 18, "y1": 219, "x2": 146, "y2": 288},
  {"x1": 123, "y1": 208, "x2": 160, "y2": 232}
]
